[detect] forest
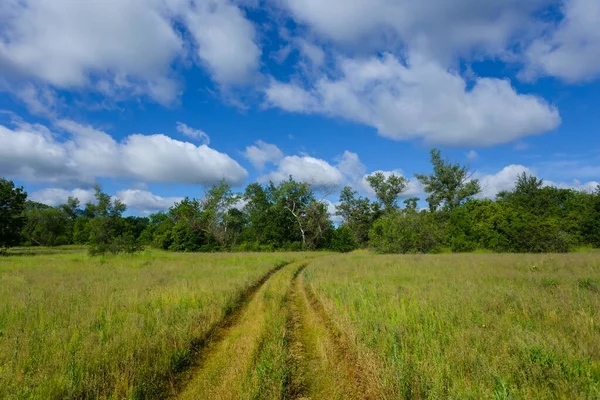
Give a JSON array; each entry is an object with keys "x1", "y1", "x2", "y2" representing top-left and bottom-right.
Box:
[{"x1": 2, "y1": 149, "x2": 600, "y2": 255}]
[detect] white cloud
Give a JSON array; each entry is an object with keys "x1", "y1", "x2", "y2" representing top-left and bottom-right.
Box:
[
  {"x1": 176, "y1": 122, "x2": 210, "y2": 144},
  {"x1": 336, "y1": 151, "x2": 366, "y2": 182},
  {"x1": 29, "y1": 187, "x2": 182, "y2": 213},
  {"x1": 477, "y1": 164, "x2": 600, "y2": 198},
  {"x1": 265, "y1": 79, "x2": 319, "y2": 113},
  {"x1": 477, "y1": 164, "x2": 534, "y2": 198},
  {"x1": 181, "y1": 0, "x2": 261, "y2": 85},
  {"x1": 0, "y1": 117, "x2": 248, "y2": 185},
  {"x1": 467, "y1": 150, "x2": 479, "y2": 160},
  {"x1": 296, "y1": 38, "x2": 326, "y2": 68},
  {"x1": 260, "y1": 155, "x2": 345, "y2": 186},
  {"x1": 361, "y1": 170, "x2": 424, "y2": 197},
  {"x1": 115, "y1": 189, "x2": 183, "y2": 213},
  {"x1": 279, "y1": 0, "x2": 549, "y2": 62},
  {"x1": 244, "y1": 140, "x2": 284, "y2": 169},
  {"x1": 0, "y1": 0, "x2": 183, "y2": 104},
  {"x1": 0, "y1": 0, "x2": 261, "y2": 105},
  {"x1": 523, "y1": 0, "x2": 600, "y2": 82},
  {"x1": 323, "y1": 199, "x2": 343, "y2": 224},
  {"x1": 29, "y1": 188, "x2": 96, "y2": 206},
  {"x1": 266, "y1": 53, "x2": 560, "y2": 147},
  {"x1": 13, "y1": 83, "x2": 59, "y2": 117}
]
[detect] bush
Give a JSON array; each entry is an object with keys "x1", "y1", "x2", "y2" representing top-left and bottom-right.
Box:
[
  {"x1": 369, "y1": 210, "x2": 443, "y2": 254},
  {"x1": 329, "y1": 225, "x2": 357, "y2": 253},
  {"x1": 88, "y1": 234, "x2": 143, "y2": 256}
]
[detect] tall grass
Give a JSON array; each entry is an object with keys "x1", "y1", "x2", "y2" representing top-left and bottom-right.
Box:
[
  {"x1": 0, "y1": 249, "x2": 304, "y2": 399},
  {"x1": 304, "y1": 253, "x2": 600, "y2": 398}
]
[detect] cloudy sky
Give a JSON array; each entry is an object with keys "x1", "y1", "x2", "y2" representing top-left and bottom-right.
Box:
[{"x1": 1, "y1": 0, "x2": 599, "y2": 214}]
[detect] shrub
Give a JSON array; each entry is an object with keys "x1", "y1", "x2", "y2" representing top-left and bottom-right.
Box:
[
  {"x1": 369, "y1": 210, "x2": 443, "y2": 254},
  {"x1": 329, "y1": 225, "x2": 358, "y2": 253}
]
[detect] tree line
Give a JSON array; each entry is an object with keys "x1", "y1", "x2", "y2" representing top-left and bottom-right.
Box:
[{"x1": 1, "y1": 148, "x2": 599, "y2": 254}]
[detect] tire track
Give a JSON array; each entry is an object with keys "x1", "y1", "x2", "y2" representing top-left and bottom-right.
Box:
[
  {"x1": 173, "y1": 260, "x2": 309, "y2": 400},
  {"x1": 287, "y1": 270, "x2": 384, "y2": 400}
]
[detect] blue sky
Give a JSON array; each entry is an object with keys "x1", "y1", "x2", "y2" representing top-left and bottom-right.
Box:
[{"x1": 0, "y1": 0, "x2": 599, "y2": 214}]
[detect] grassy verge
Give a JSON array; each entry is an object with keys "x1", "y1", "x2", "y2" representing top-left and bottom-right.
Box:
[
  {"x1": 304, "y1": 253, "x2": 600, "y2": 398},
  {"x1": 0, "y1": 250, "x2": 309, "y2": 399},
  {"x1": 176, "y1": 260, "x2": 309, "y2": 399}
]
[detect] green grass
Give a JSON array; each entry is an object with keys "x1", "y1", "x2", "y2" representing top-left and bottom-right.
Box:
[
  {"x1": 303, "y1": 253, "x2": 600, "y2": 398},
  {"x1": 4, "y1": 249, "x2": 600, "y2": 399},
  {"x1": 0, "y1": 248, "x2": 307, "y2": 399}
]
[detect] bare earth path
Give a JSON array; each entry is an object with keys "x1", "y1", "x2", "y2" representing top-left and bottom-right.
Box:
[{"x1": 172, "y1": 256, "x2": 379, "y2": 400}]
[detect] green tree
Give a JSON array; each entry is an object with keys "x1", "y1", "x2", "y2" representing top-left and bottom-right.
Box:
[
  {"x1": 0, "y1": 178, "x2": 27, "y2": 250},
  {"x1": 200, "y1": 180, "x2": 242, "y2": 247},
  {"x1": 365, "y1": 172, "x2": 408, "y2": 213},
  {"x1": 415, "y1": 148, "x2": 480, "y2": 211},
  {"x1": 86, "y1": 186, "x2": 130, "y2": 255},
  {"x1": 336, "y1": 186, "x2": 380, "y2": 246},
  {"x1": 329, "y1": 225, "x2": 357, "y2": 252},
  {"x1": 369, "y1": 210, "x2": 442, "y2": 254},
  {"x1": 22, "y1": 205, "x2": 71, "y2": 246},
  {"x1": 267, "y1": 177, "x2": 332, "y2": 249}
]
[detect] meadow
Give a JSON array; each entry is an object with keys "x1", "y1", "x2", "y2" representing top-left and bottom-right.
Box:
[
  {"x1": 0, "y1": 249, "x2": 310, "y2": 399},
  {"x1": 303, "y1": 253, "x2": 600, "y2": 398},
  {"x1": 1, "y1": 249, "x2": 599, "y2": 399}
]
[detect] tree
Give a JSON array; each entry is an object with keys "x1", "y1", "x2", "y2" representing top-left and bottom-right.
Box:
[
  {"x1": 329, "y1": 225, "x2": 357, "y2": 253},
  {"x1": 365, "y1": 172, "x2": 408, "y2": 213},
  {"x1": 200, "y1": 180, "x2": 242, "y2": 247},
  {"x1": 369, "y1": 210, "x2": 442, "y2": 254},
  {"x1": 336, "y1": 186, "x2": 380, "y2": 246},
  {"x1": 415, "y1": 148, "x2": 480, "y2": 211},
  {"x1": 22, "y1": 205, "x2": 71, "y2": 246},
  {"x1": 86, "y1": 186, "x2": 131, "y2": 255},
  {"x1": 267, "y1": 177, "x2": 332, "y2": 249},
  {"x1": 0, "y1": 178, "x2": 27, "y2": 250}
]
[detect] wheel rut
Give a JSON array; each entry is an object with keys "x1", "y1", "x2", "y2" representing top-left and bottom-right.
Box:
[
  {"x1": 287, "y1": 269, "x2": 382, "y2": 400},
  {"x1": 172, "y1": 259, "x2": 309, "y2": 399},
  {"x1": 171, "y1": 255, "x2": 381, "y2": 400}
]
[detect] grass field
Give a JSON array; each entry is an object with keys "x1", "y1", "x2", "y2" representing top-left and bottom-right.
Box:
[
  {"x1": 304, "y1": 253, "x2": 600, "y2": 399},
  {"x1": 0, "y1": 249, "x2": 311, "y2": 399},
  {"x1": 1, "y1": 249, "x2": 599, "y2": 399}
]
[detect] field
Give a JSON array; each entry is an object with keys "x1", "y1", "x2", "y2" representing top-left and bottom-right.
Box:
[{"x1": 1, "y1": 249, "x2": 599, "y2": 399}]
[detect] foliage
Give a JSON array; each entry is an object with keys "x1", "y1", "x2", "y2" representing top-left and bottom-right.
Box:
[
  {"x1": 415, "y1": 148, "x2": 481, "y2": 211},
  {"x1": 329, "y1": 225, "x2": 358, "y2": 253},
  {"x1": 369, "y1": 209, "x2": 443, "y2": 254},
  {"x1": 0, "y1": 178, "x2": 27, "y2": 250},
  {"x1": 365, "y1": 172, "x2": 408, "y2": 213},
  {"x1": 4, "y1": 147, "x2": 600, "y2": 254},
  {"x1": 336, "y1": 186, "x2": 381, "y2": 247}
]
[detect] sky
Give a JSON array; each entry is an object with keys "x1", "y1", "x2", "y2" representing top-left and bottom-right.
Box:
[{"x1": 1, "y1": 0, "x2": 599, "y2": 215}]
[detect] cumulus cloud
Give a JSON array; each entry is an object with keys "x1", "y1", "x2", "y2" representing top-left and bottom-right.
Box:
[
  {"x1": 336, "y1": 151, "x2": 366, "y2": 182},
  {"x1": 523, "y1": 0, "x2": 600, "y2": 82},
  {"x1": 467, "y1": 150, "x2": 479, "y2": 160},
  {"x1": 0, "y1": 0, "x2": 260, "y2": 104},
  {"x1": 29, "y1": 187, "x2": 182, "y2": 213},
  {"x1": 477, "y1": 164, "x2": 534, "y2": 198},
  {"x1": 29, "y1": 188, "x2": 96, "y2": 206},
  {"x1": 244, "y1": 140, "x2": 285, "y2": 169},
  {"x1": 361, "y1": 170, "x2": 424, "y2": 198},
  {"x1": 265, "y1": 79, "x2": 319, "y2": 113},
  {"x1": 477, "y1": 164, "x2": 600, "y2": 198},
  {"x1": 279, "y1": 0, "x2": 549, "y2": 62},
  {"x1": 265, "y1": 53, "x2": 560, "y2": 146},
  {"x1": 181, "y1": 0, "x2": 261, "y2": 85},
  {"x1": 176, "y1": 122, "x2": 210, "y2": 144},
  {"x1": 115, "y1": 189, "x2": 183, "y2": 213},
  {"x1": 0, "y1": 117, "x2": 248, "y2": 185},
  {"x1": 260, "y1": 155, "x2": 345, "y2": 186}
]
